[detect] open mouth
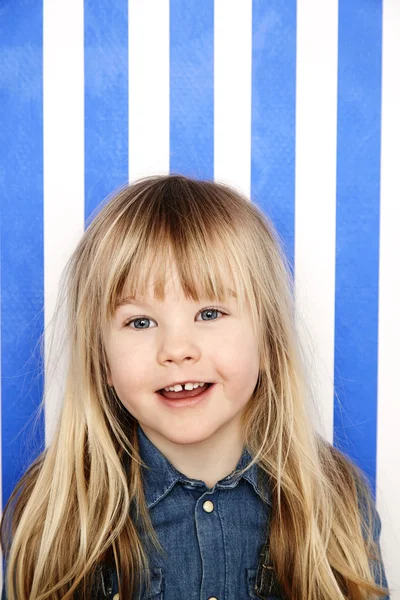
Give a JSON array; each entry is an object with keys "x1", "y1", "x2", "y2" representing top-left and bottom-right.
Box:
[{"x1": 157, "y1": 383, "x2": 213, "y2": 400}]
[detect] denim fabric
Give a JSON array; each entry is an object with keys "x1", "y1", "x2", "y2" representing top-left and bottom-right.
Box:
[
  {"x1": 1, "y1": 424, "x2": 391, "y2": 599},
  {"x1": 117, "y1": 424, "x2": 391, "y2": 599},
  {"x1": 128, "y1": 423, "x2": 273, "y2": 599},
  {"x1": 358, "y1": 486, "x2": 391, "y2": 599}
]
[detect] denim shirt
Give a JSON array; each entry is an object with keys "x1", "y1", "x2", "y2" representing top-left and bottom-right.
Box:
[
  {"x1": 126, "y1": 424, "x2": 273, "y2": 599},
  {"x1": 1, "y1": 424, "x2": 390, "y2": 599},
  {"x1": 107, "y1": 425, "x2": 390, "y2": 599}
]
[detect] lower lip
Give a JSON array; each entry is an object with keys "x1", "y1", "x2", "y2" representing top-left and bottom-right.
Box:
[{"x1": 156, "y1": 383, "x2": 215, "y2": 408}]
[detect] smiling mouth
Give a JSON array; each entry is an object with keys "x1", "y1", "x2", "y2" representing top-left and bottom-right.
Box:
[{"x1": 157, "y1": 383, "x2": 213, "y2": 400}]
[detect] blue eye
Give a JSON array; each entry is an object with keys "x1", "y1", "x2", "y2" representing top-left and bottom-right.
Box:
[
  {"x1": 126, "y1": 317, "x2": 155, "y2": 330},
  {"x1": 199, "y1": 308, "x2": 222, "y2": 321},
  {"x1": 124, "y1": 307, "x2": 225, "y2": 330}
]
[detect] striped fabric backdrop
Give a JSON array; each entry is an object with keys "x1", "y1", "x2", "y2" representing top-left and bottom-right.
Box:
[{"x1": 1, "y1": 0, "x2": 399, "y2": 593}]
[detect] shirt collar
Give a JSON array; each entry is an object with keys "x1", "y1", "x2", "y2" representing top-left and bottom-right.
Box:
[{"x1": 136, "y1": 422, "x2": 271, "y2": 509}]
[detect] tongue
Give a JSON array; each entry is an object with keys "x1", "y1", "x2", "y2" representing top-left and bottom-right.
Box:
[{"x1": 159, "y1": 383, "x2": 211, "y2": 400}]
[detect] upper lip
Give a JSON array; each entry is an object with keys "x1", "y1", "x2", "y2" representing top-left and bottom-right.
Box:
[{"x1": 157, "y1": 380, "x2": 212, "y2": 391}]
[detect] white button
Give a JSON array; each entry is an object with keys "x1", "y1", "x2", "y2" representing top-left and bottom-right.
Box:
[
  {"x1": 208, "y1": 597, "x2": 218, "y2": 600},
  {"x1": 203, "y1": 500, "x2": 214, "y2": 513}
]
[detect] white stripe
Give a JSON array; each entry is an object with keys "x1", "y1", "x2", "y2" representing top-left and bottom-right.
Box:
[
  {"x1": 214, "y1": 0, "x2": 252, "y2": 198},
  {"x1": 128, "y1": 0, "x2": 170, "y2": 180},
  {"x1": 377, "y1": 0, "x2": 400, "y2": 593},
  {"x1": 294, "y1": 0, "x2": 338, "y2": 444},
  {"x1": 43, "y1": 0, "x2": 85, "y2": 447}
]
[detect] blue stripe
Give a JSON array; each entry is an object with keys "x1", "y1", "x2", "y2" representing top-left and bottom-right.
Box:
[
  {"x1": 251, "y1": 0, "x2": 297, "y2": 268},
  {"x1": 170, "y1": 0, "x2": 214, "y2": 179},
  {"x1": 0, "y1": 1, "x2": 45, "y2": 509},
  {"x1": 334, "y1": 0, "x2": 383, "y2": 498},
  {"x1": 84, "y1": 0, "x2": 129, "y2": 223}
]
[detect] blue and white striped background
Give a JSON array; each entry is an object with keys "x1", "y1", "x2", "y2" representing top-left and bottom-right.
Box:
[{"x1": 1, "y1": 0, "x2": 399, "y2": 593}]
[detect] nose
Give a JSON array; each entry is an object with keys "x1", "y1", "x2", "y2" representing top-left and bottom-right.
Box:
[{"x1": 157, "y1": 334, "x2": 201, "y2": 365}]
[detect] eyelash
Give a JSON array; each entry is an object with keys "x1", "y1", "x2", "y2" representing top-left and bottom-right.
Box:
[{"x1": 123, "y1": 307, "x2": 227, "y2": 330}]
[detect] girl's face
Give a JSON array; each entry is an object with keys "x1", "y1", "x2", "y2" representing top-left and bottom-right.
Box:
[{"x1": 104, "y1": 262, "x2": 260, "y2": 447}]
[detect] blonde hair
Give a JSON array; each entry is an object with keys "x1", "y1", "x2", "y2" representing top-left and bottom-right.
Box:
[{"x1": 1, "y1": 174, "x2": 390, "y2": 599}]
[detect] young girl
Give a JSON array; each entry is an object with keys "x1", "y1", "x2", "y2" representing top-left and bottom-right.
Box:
[{"x1": 1, "y1": 175, "x2": 390, "y2": 599}]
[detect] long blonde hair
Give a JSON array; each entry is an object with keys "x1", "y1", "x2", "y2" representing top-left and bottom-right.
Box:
[{"x1": 1, "y1": 174, "x2": 390, "y2": 599}]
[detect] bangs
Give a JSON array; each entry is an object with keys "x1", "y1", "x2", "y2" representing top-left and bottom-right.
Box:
[
  {"x1": 94, "y1": 175, "x2": 261, "y2": 336},
  {"x1": 108, "y1": 228, "x2": 246, "y2": 316}
]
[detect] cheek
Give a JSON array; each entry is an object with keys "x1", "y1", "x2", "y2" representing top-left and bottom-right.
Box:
[
  {"x1": 215, "y1": 333, "x2": 259, "y2": 386},
  {"x1": 110, "y1": 358, "x2": 150, "y2": 389},
  {"x1": 106, "y1": 341, "x2": 152, "y2": 389}
]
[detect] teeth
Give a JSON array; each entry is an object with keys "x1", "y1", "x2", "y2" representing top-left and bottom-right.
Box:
[{"x1": 163, "y1": 382, "x2": 206, "y2": 392}]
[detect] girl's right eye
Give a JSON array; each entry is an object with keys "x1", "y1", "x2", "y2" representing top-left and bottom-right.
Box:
[{"x1": 125, "y1": 317, "x2": 156, "y2": 330}]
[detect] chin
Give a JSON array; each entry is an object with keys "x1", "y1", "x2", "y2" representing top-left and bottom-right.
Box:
[{"x1": 154, "y1": 422, "x2": 216, "y2": 446}]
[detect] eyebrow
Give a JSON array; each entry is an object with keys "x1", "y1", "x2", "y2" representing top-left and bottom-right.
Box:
[{"x1": 116, "y1": 288, "x2": 237, "y2": 309}]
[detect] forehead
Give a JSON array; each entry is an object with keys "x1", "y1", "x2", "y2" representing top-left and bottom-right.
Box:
[
  {"x1": 106, "y1": 240, "x2": 253, "y2": 324},
  {"x1": 121, "y1": 254, "x2": 235, "y2": 299},
  {"x1": 116, "y1": 286, "x2": 238, "y2": 309}
]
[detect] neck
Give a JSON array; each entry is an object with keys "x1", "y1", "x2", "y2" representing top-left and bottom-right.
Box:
[{"x1": 139, "y1": 416, "x2": 245, "y2": 490}]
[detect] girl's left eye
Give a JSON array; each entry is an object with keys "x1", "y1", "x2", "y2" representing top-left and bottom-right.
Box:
[{"x1": 124, "y1": 307, "x2": 226, "y2": 330}]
